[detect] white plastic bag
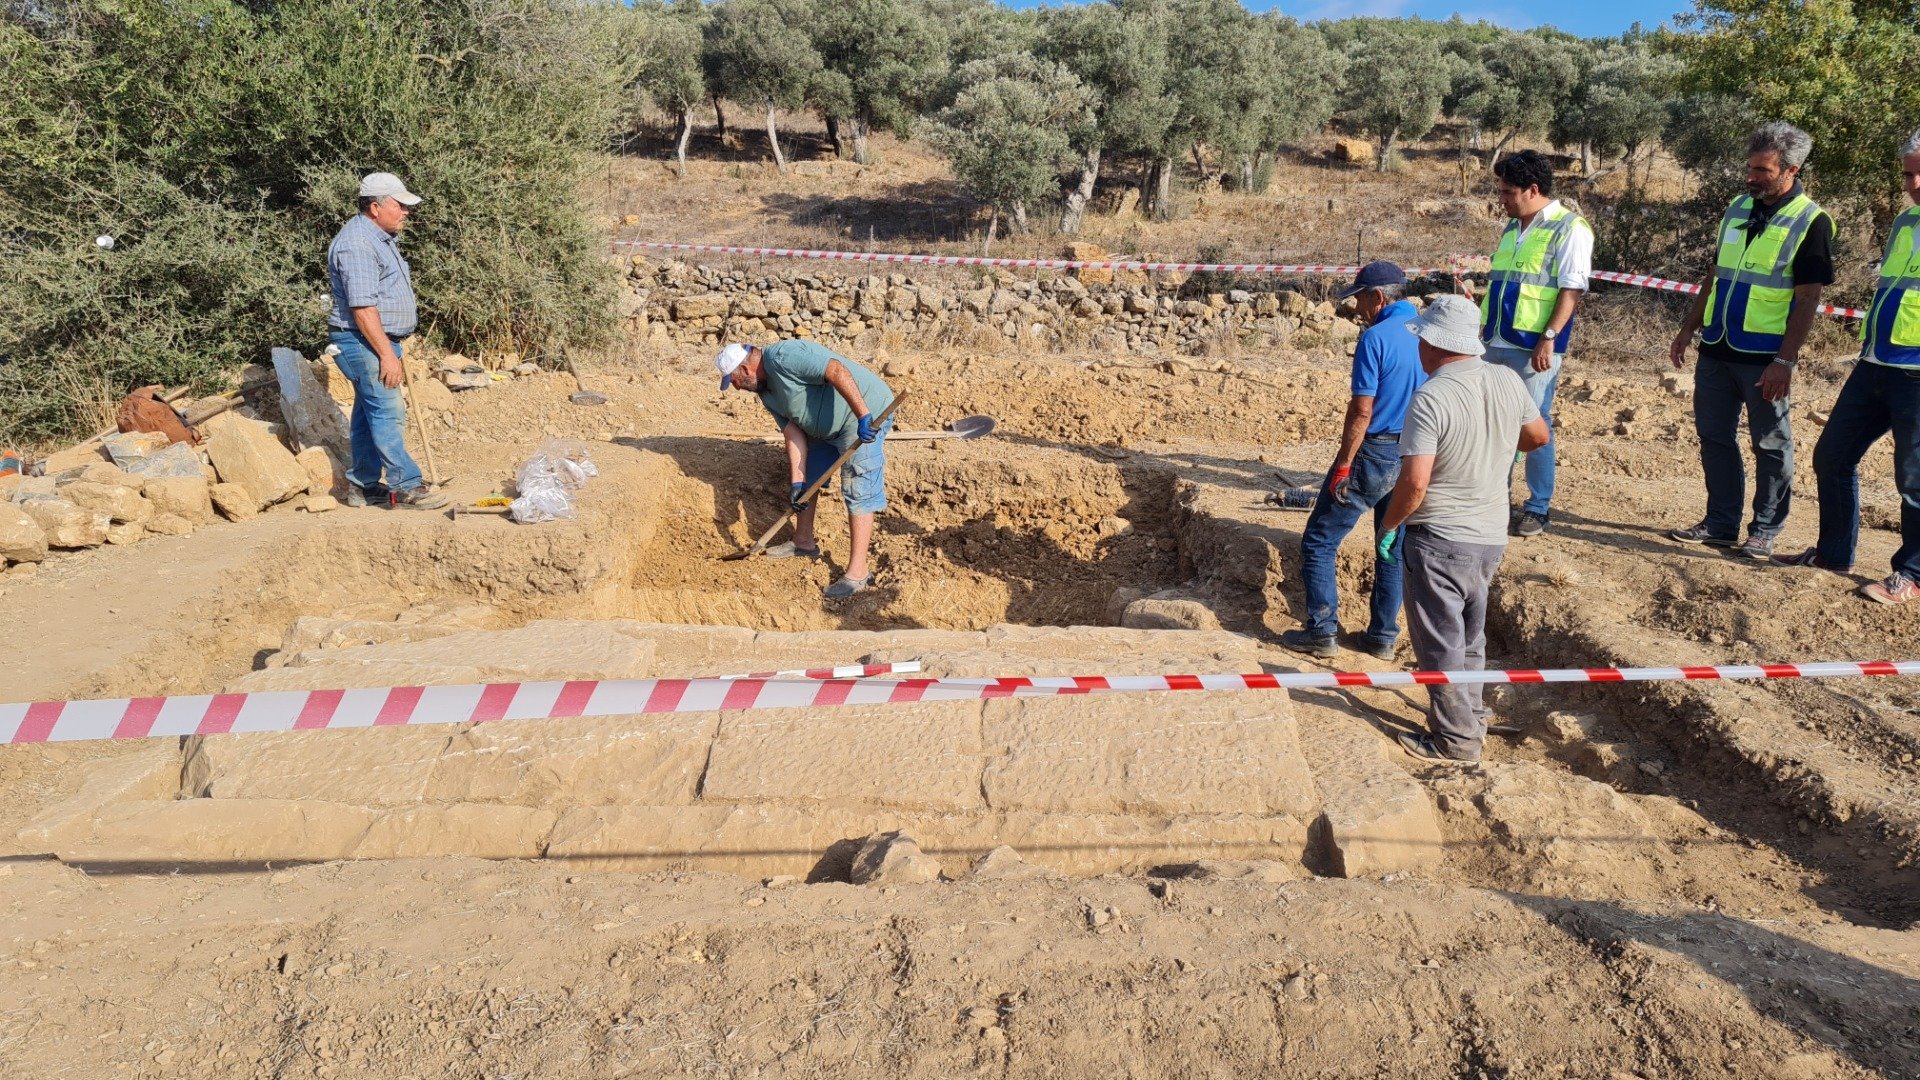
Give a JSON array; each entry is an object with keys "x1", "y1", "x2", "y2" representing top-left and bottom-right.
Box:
[{"x1": 509, "y1": 440, "x2": 599, "y2": 523}]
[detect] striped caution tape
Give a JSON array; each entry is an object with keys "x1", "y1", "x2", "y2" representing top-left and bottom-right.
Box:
[
  {"x1": 614, "y1": 240, "x2": 1866, "y2": 319},
  {"x1": 5, "y1": 659, "x2": 1915, "y2": 746}
]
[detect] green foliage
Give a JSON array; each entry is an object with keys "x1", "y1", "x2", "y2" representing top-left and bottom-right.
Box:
[
  {"x1": 706, "y1": 0, "x2": 821, "y2": 112},
  {"x1": 1036, "y1": 2, "x2": 1174, "y2": 156},
  {"x1": 1555, "y1": 41, "x2": 1681, "y2": 164},
  {"x1": 1682, "y1": 0, "x2": 1920, "y2": 215},
  {"x1": 0, "y1": 0, "x2": 633, "y2": 447},
  {"x1": 631, "y1": 0, "x2": 709, "y2": 121},
  {"x1": 1335, "y1": 29, "x2": 1453, "y2": 167},
  {"x1": 811, "y1": 0, "x2": 950, "y2": 143},
  {"x1": 1458, "y1": 31, "x2": 1589, "y2": 153},
  {"x1": 926, "y1": 56, "x2": 1094, "y2": 226}
]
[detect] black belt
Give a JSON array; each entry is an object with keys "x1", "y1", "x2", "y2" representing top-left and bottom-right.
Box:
[{"x1": 1365, "y1": 432, "x2": 1401, "y2": 443}]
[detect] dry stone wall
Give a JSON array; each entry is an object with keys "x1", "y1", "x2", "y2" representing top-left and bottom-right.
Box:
[{"x1": 621, "y1": 253, "x2": 1408, "y2": 358}]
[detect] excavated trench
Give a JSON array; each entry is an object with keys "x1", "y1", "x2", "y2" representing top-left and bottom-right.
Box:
[{"x1": 13, "y1": 438, "x2": 1920, "y2": 926}]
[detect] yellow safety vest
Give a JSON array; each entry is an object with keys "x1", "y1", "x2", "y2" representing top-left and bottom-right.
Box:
[
  {"x1": 1480, "y1": 201, "x2": 1589, "y2": 352},
  {"x1": 1863, "y1": 204, "x2": 1920, "y2": 366},
  {"x1": 1701, "y1": 192, "x2": 1827, "y2": 355}
]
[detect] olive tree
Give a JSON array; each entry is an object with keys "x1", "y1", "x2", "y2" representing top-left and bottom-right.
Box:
[
  {"x1": 810, "y1": 0, "x2": 950, "y2": 164},
  {"x1": 1556, "y1": 40, "x2": 1680, "y2": 177},
  {"x1": 1037, "y1": 1, "x2": 1173, "y2": 233},
  {"x1": 1337, "y1": 31, "x2": 1452, "y2": 170},
  {"x1": 706, "y1": 0, "x2": 822, "y2": 172},
  {"x1": 631, "y1": 0, "x2": 708, "y2": 178},
  {"x1": 926, "y1": 55, "x2": 1093, "y2": 247},
  {"x1": 1457, "y1": 31, "x2": 1587, "y2": 162}
]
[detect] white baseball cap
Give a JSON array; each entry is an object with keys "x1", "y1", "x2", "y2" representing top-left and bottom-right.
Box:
[
  {"x1": 358, "y1": 172, "x2": 422, "y2": 206},
  {"x1": 715, "y1": 343, "x2": 750, "y2": 390}
]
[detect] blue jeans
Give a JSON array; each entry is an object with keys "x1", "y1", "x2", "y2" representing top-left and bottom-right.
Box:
[
  {"x1": 1813, "y1": 361, "x2": 1920, "y2": 579},
  {"x1": 1694, "y1": 356, "x2": 1793, "y2": 539},
  {"x1": 1488, "y1": 345, "x2": 1559, "y2": 516},
  {"x1": 1298, "y1": 436, "x2": 1404, "y2": 646},
  {"x1": 803, "y1": 418, "x2": 893, "y2": 515},
  {"x1": 328, "y1": 330, "x2": 423, "y2": 493}
]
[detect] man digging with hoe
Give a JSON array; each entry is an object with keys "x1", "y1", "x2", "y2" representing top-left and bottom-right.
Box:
[{"x1": 717, "y1": 340, "x2": 895, "y2": 598}]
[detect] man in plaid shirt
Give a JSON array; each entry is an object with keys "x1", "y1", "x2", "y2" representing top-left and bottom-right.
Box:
[{"x1": 325, "y1": 172, "x2": 447, "y2": 510}]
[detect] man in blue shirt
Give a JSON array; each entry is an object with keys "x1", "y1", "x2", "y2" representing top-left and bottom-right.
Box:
[
  {"x1": 1283, "y1": 262, "x2": 1427, "y2": 660},
  {"x1": 717, "y1": 339, "x2": 894, "y2": 598},
  {"x1": 324, "y1": 171, "x2": 446, "y2": 510}
]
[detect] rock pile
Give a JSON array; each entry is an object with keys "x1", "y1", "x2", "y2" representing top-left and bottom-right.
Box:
[
  {"x1": 620, "y1": 251, "x2": 1397, "y2": 357},
  {"x1": 2, "y1": 410, "x2": 346, "y2": 573}
]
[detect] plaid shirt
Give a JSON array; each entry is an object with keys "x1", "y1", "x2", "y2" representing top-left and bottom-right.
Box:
[{"x1": 327, "y1": 213, "x2": 417, "y2": 337}]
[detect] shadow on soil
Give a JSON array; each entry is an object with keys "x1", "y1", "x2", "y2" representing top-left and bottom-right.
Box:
[{"x1": 1515, "y1": 893, "x2": 1920, "y2": 1077}]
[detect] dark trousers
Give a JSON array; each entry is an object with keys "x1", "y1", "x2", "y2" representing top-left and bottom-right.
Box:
[
  {"x1": 1693, "y1": 356, "x2": 1793, "y2": 539},
  {"x1": 1297, "y1": 436, "x2": 1404, "y2": 645},
  {"x1": 1812, "y1": 361, "x2": 1920, "y2": 580},
  {"x1": 1402, "y1": 525, "x2": 1505, "y2": 761}
]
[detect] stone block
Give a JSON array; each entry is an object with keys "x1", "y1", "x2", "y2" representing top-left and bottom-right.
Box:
[
  {"x1": 279, "y1": 616, "x2": 463, "y2": 654},
  {"x1": 29, "y1": 798, "x2": 377, "y2": 866},
  {"x1": 1301, "y1": 711, "x2": 1443, "y2": 877},
  {"x1": 39, "y1": 443, "x2": 108, "y2": 474},
  {"x1": 982, "y1": 692, "x2": 1319, "y2": 818},
  {"x1": 353, "y1": 804, "x2": 558, "y2": 860},
  {"x1": 296, "y1": 446, "x2": 345, "y2": 498},
  {"x1": 301, "y1": 495, "x2": 339, "y2": 513},
  {"x1": 17, "y1": 496, "x2": 109, "y2": 548},
  {"x1": 420, "y1": 712, "x2": 719, "y2": 806},
  {"x1": 183, "y1": 727, "x2": 452, "y2": 804},
  {"x1": 145, "y1": 513, "x2": 195, "y2": 536},
  {"x1": 17, "y1": 745, "x2": 184, "y2": 851},
  {"x1": 123, "y1": 442, "x2": 212, "y2": 482},
  {"x1": 209, "y1": 482, "x2": 258, "y2": 521},
  {"x1": 0, "y1": 503, "x2": 48, "y2": 564},
  {"x1": 1330, "y1": 138, "x2": 1375, "y2": 166},
  {"x1": 271, "y1": 347, "x2": 354, "y2": 461},
  {"x1": 76, "y1": 460, "x2": 145, "y2": 491},
  {"x1": 101, "y1": 430, "x2": 173, "y2": 469},
  {"x1": 60, "y1": 480, "x2": 152, "y2": 525},
  {"x1": 232, "y1": 620, "x2": 659, "y2": 688},
  {"x1": 704, "y1": 699, "x2": 986, "y2": 812},
  {"x1": 850, "y1": 831, "x2": 943, "y2": 885},
  {"x1": 202, "y1": 412, "x2": 308, "y2": 509},
  {"x1": 142, "y1": 476, "x2": 214, "y2": 524},
  {"x1": 673, "y1": 294, "x2": 729, "y2": 321},
  {"x1": 1121, "y1": 596, "x2": 1223, "y2": 631},
  {"x1": 105, "y1": 521, "x2": 145, "y2": 545}
]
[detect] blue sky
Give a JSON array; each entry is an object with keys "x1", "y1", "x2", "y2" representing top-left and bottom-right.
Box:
[{"x1": 1005, "y1": 0, "x2": 1687, "y2": 39}]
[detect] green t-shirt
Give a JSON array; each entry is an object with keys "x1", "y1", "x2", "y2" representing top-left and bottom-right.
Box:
[{"x1": 756, "y1": 340, "x2": 894, "y2": 442}]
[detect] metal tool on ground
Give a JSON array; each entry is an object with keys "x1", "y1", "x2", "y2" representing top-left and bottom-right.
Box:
[
  {"x1": 886, "y1": 414, "x2": 996, "y2": 442},
  {"x1": 721, "y1": 392, "x2": 908, "y2": 562},
  {"x1": 449, "y1": 504, "x2": 512, "y2": 519},
  {"x1": 732, "y1": 413, "x2": 992, "y2": 445},
  {"x1": 180, "y1": 381, "x2": 275, "y2": 429},
  {"x1": 563, "y1": 354, "x2": 608, "y2": 406}
]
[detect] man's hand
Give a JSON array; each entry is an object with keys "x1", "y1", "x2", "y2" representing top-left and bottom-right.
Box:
[
  {"x1": 1759, "y1": 361, "x2": 1793, "y2": 402},
  {"x1": 379, "y1": 355, "x2": 404, "y2": 389},
  {"x1": 1669, "y1": 330, "x2": 1693, "y2": 370},
  {"x1": 1329, "y1": 465, "x2": 1353, "y2": 505},
  {"x1": 1530, "y1": 336, "x2": 1555, "y2": 373},
  {"x1": 789, "y1": 482, "x2": 810, "y2": 513},
  {"x1": 1377, "y1": 527, "x2": 1400, "y2": 566},
  {"x1": 856, "y1": 413, "x2": 877, "y2": 444}
]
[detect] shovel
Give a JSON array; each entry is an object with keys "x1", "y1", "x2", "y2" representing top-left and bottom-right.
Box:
[
  {"x1": 722, "y1": 393, "x2": 907, "y2": 561},
  {"x1": 564, "y1": 354, "x2": 608, "y2": 406},
  {"x1": 727, "y1": 413, "x2": 992, "y2": 445}
]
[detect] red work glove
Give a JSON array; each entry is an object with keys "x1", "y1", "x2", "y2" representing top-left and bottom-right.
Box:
[{"x1": 1329, "y1": 465, "x2": 1352, "y2": 505}]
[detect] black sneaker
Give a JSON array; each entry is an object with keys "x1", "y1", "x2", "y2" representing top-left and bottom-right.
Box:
[
  {"x1": 1667, "y1": 521, "x2": 1737, "y2": 547},
  {"x1": 391, "y1": 486, "x2": 450, "y2": 511},
  {"x1": 343, "y1": 483, "x2": 389, "y2": 508},
  {"x1": 1396, "y1": 731, "x2": 1479, "y2": 766},
  {"x1": 1351, "y1": 634, "x2": 1397, "y2": 661},
  {"x1": 1280, "y1": 628, "x2": 1339, "y2": 658},
  {"x1": 1513, "y1": 510, "x2": 1548, "y2": 537},
  {"x1": 1734, "y1": 533, "x2": 1776, "y2": 561}
]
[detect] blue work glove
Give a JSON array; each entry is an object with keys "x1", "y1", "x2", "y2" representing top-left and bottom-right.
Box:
[
  {"x1": 1377, "y1": 527, "x2": 1399, "y2": 566},
  {"x1": 857, "y1": 413, "x2": 877, "y2": 444},
  {"x1": 789, "y1": 482, "x2": 810, "y2": 513}
]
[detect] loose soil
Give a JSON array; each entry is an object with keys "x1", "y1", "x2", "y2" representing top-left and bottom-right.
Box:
[{"x1": 3, "y1": 133, "x2": 1918, "y2": 1077}]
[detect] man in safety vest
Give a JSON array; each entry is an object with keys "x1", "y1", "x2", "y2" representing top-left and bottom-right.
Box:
[
  {"x1": 1772, "y1": 130, "x2": 1920, "y2": 605},
  {"x1": 1668, "y1": 122, "x2": 1835, "y2": 561},
  {"x1": 1458, "y1": 149, "x2": 1592, "y2": 539}
]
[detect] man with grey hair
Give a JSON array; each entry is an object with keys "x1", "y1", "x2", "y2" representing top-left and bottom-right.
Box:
[
  {"x1": 1773, "y1": 129, "x2": 1920, "y2": 605},
  {"x1": 1667, "y1": 122, "x2": 1834, "y2": 559},
  {"x1": 1377, "y1": 294, "x2": 1551, "y2": 764},
  {"x1": 325, "y1": 171, "x2": 447, "y2": 510}
]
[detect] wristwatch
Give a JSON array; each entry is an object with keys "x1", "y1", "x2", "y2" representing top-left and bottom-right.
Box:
[{"x1": 1771, "y1": 356, "x2": 1798, "y2": 368}]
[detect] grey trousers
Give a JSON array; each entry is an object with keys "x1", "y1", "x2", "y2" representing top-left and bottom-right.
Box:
[
  {"x1": 1403, "y1": 525, "x2": 1506, "y2": 760},
  {"x1": 1694, "y1": 355, "x2": 1794, "y2": 539}
]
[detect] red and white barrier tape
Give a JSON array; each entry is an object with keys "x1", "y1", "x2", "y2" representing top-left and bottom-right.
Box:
[
  {"x1": 6, "y1": 659, "x2": 1915, "y2": 746},
  {"x1": 615, "y1": 240, "x2": 1866, "y2": 319},
  {"x1": 724, "y1": 661, "x2": 920, "y2": 680}
]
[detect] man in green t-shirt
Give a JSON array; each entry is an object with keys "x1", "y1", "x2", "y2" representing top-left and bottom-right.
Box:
[{"x1": 717, "y1": 339, "x2": 895, "y2": 598}]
